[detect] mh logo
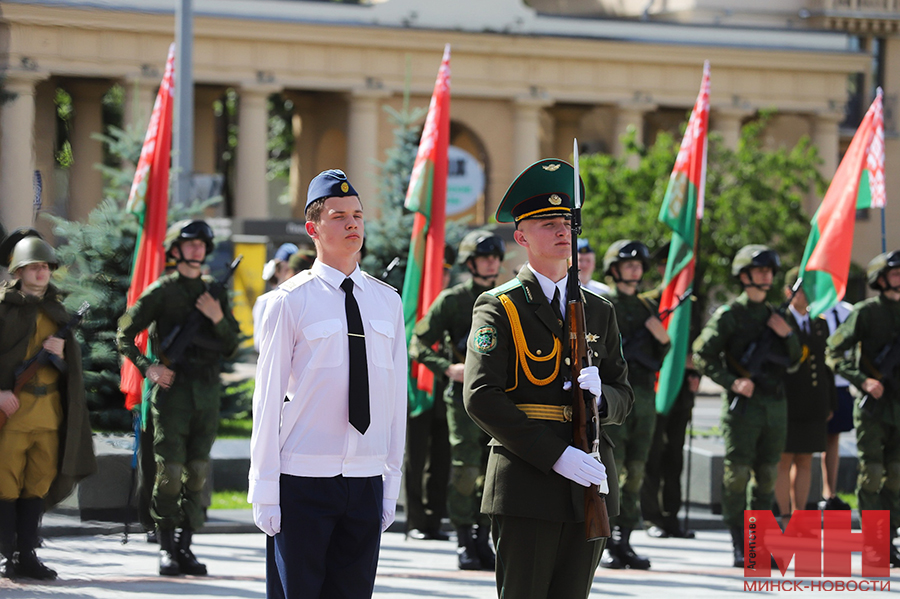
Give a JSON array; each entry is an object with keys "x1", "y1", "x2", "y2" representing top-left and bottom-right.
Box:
[{"x1": 744, "y1": 510, "x2": 890, "y2": 578}]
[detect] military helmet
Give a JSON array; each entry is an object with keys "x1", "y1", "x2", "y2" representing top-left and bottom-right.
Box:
[
  {"x1": 457, "y1": 230, "x2": 505, "y2": 265},
  {"x1": 9, "y1": 235, "x2": 59, "y2": 274},
  {"x1": 603, "y1": 240, "x2": 649, "y2": 276},
  {"x1": 164, "y1": 219, "x2": 214, "y2": 256},
  {"x1": 867, "y1": 250, "x2": 900, "y2": 290},
  {"x1": 731, "y1": 244, "x2": 780, "y2": 277}
]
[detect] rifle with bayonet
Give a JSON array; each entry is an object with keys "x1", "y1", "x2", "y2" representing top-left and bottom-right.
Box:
[
  {"x1": 568, "y1": 139, "x2": 611, "y2": 541},
  {"x1": 1, "y1": 302, "x2": 90, "y2": 431},
  {"x1": 859, "y1": 329, "x2": 900, "y2": 414},
  {"x1": 621, "y1": 288, "x2": 693, "y2": 372},
  {"x1": 158, "y1": 255, "x2": 242, "y2": 367},
  {"x1": 726, "y1": 277, "x2": 803, "y2": 413}
]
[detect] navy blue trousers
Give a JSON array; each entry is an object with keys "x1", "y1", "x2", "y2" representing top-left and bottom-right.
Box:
[{"x1": 267, "y1": 475, "x2": 383, "y2": 599}]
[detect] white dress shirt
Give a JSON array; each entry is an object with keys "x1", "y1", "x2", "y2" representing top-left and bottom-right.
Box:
[
  {"x1": 789, "y1": 305, "x2": 810, "y2": 336},
  {"x1": 251, "y1": 290, "x2": 274, "y2": 352},
  {"x1": 584, "y1": 279, "x2": 611, "y2": 297},
  {"x1": 248, "y1": 260, "x2": 408, "y2": 506},
  {"x1": 527, "y1": 263, "x2": 567, "y2": 316}
]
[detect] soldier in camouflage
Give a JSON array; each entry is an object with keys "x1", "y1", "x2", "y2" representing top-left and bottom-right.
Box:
[
  {"x1": 117, "y1": 220, "x2": 240, "y2": 577},
  {"x1": 599, "y1": 240, "x2": 670, "y2": 570},
  {"x1": 693, "y1": 245, "x2": 801, "y2": 568},
  {"x1": 409, "y1": 230, "x2": 505, "y2": 570},
  {"x1": 827, "y1": 250, "x2": 900, "y2": 567}
]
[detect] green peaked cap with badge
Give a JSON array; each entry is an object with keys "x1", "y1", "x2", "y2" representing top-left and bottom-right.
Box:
[{"x1": 495, "y1": 159, "x2": 586, "y2": 224}]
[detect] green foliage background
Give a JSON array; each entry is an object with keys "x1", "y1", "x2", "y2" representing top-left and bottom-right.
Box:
[{"x1": 580, "y1": 115, "x2": 827, "y2": 317}]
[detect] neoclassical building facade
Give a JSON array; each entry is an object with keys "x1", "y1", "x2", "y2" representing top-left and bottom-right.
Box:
[{"x1": 0, "y1": 0, "x2": 895, "y2": 264}]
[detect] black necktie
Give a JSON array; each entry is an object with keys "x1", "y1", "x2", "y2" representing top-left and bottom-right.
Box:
[
  {"x1": 341, "y1": 278, "x2": 370, "y2": 434},
  {"x1": 551, "y1": 286, "x2": 564, "y2": 325}
]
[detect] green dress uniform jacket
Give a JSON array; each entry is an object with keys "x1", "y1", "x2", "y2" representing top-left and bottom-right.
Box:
[
  {"x1": 0, "y1": 282, "x2": 96, "y2": 507},
  {"x1": 783, "y1": 311, "x2": 837, "y2": 454},
  {"x1": 463, "y1": 266, "x2": 634, "y2": 521}
]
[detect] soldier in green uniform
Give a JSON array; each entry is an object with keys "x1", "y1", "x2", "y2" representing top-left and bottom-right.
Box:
[
  {"x1": 693, "y1": 245, "x2": 801, "y2": 568},
  {"x1": 464, "y1": 159, "x2": 634, "y2": 599},
  {"x1": 117, "y1": 220, "x2": 240, "y2": 576},
  {"x1": 0, "y1": 230, "x2": 96, "y2": 580},
  {"x1": 409, "y1": 230, "x2": 505, "y2": 569},
  {"x1": 826, "y1": 250, "x2": 900, "y2": 567},
  {"x1": 598, "y1": 240, "x2": 670, "y2": 570}
]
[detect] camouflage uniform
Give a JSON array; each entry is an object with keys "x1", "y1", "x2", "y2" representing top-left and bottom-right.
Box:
[
  {"x1": 693, "y1": 292, "x2": 801, "y2": 530},
  {"x1": 827, "y1": 252, "x2": 900, "y2": 542}
]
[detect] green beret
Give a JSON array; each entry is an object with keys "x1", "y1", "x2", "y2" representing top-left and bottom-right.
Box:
[{"x1": 495, "y1": 159, "x2": 585, "y2": 224}]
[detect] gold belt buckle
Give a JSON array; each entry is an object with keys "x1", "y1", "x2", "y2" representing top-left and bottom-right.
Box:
[{"x1": 562, "y1": 405, "x2": 573, "y2": 422}]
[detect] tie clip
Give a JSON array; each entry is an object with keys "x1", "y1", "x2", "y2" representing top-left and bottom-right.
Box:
[{"x1": 348, "y1": 333, "x2": 366, "y2": 338}]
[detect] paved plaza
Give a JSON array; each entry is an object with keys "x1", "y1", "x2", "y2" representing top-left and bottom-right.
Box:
[{"x1": 1, "y1": 521, "x2": 894, "y2": 598}]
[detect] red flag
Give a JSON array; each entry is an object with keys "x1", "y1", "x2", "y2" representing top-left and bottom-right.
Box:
[
  {"x1": 401, "y1": 44, "x2": 450, "y2": 400},
  {"x1": 121, "y1": 43, "x2": 175, "y2": 410}
]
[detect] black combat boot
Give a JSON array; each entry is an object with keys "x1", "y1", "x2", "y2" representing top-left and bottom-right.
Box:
[
  {"x1": 175, "y1": 528, "x2": 208, "y2": 575},
  {"x1": 456, "y1": 526, "x2": 480, "y2": 570},
  {"x1": 730, "y1": 527, "x2": 745, "y2": 568},
  {"x1": 618, "y1": 527, "x2": 651, "y2": 570},
  {"x1": 599, "y1": 526, "x2": 624, "y2": 569},
  {"x1": 15, "y1": 498, "x2": 56, "y2": 580},
  {"x1": 157, "y1": 528, "x2": 181, "y2": 576},
  {"x1": 0, "y1": 500, "x2": 17, "y2": 579},
  {"x1": 473, "y1": 524, "x2": 495, "y2": 571}
]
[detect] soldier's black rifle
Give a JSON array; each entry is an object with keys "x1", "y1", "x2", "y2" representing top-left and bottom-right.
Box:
[
  {"x1": 3, "y1": 302, "x2": 90, "y2": 431},
  {"x1": 567, "y1": 139, "x2": 611, "y2": 541},
  {"x1": 158, "y1": 255, "x2": 242, "y2": 366},
  {"x1": 621, "y1": 288, "x2": 692, "y2": 372},
  {"x1": 727, "y1": 277, "x2": 803, "y2": 413},
  {"x1": 859, "y1": 328, "x2": 900, "y2": 414}
]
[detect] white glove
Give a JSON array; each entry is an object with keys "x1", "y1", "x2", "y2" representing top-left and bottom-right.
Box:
[
  {"x1": 253, "y1": 503, "x2": 281, "y2": 536},
  {"x1": 551, "y1": 446, "x2": 607, "y2": 488},
  {"x1": 382, "y1": 497, "x2": 397, "y2": 532},
  {"x1": 577, "y1": 366, "x2": 601, "y2": 399}
]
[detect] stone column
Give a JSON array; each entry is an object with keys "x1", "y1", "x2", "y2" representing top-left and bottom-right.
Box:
[
  {"x1": 235, "y1": 84, "x2": 279, "y2": 220},
  {"x1": 615, "y1": 101, "x2": 655, "y2": 168},
  {"x1": 810, "y1": 111, "x2": 843, "y2": 216},
  {"x1": 512, "y1": 96, "x2": 552, "y2": 179},
  {"x1": 347, "y1": 88, "x2": 389, "y2": 215},
  {"x1": 552, "y1": 106, "x2": 584, "y2": 162},
  {"x1": 0, "y1": 73, "x2": 44, "y2": 231},
  {"x1": 68, "y1": 80, "x2": 109, "y2": 222},
  {"x1": 711, "y1": 107, "x2": 752, "y2": 151},
  {"x1": 194, "y1": 86, "x2": 222, "y2": 175}
]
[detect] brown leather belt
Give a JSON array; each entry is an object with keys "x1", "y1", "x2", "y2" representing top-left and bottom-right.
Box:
[{"x1": 517, "y1": 404, "x2": 572, "y2": 422}]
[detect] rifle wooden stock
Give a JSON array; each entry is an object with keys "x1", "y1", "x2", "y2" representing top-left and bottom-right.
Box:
[{"x1": 568, "y1": 297, "x2": 611, "y2": 541}]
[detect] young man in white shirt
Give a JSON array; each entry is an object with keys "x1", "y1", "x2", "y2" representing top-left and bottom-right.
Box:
[{"x1": 249, "y1": 169, "x2": 407, "y2": 599}]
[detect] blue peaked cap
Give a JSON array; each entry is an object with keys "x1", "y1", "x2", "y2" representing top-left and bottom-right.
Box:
[
  {"x1": 274, "y1": 243, "x2": 299, "y2": 262},
  {"x1": 306, "y1": 169, "x2": 359, "y2": 211}
]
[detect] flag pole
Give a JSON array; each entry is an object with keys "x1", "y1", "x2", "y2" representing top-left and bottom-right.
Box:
[{"x1": 881, "y1": 206, "x2": 887, "y2": 253}]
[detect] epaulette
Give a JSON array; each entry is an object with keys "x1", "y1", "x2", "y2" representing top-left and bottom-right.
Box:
[
  {"x1": 279, "y1": 269, "x2": 316, "y2": 292},
  {"x1": 487, "y1": 279, "x2": 521, "y2": 297},
  {"x1": 362, "y1": 271, "x2": 398, "y2": 293},
  {"x1": 585, "y1": 289, "x2": 614, "y2": 309}
]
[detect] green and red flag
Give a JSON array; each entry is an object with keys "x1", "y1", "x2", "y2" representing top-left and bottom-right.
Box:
[
  {"x1": 655, "y1": 61, "x2": 709, "y2": 416},
  {"x1": 401, "y1": 44, "x2": 450, "y2": 416},
  {"x1": 121, "y1": 43, "x2": 175, "y2": 411},
  {"x1": 800, "y1": 88, "x2": 883, "y2": 317}
]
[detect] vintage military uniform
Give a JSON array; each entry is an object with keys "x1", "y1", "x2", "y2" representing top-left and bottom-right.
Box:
[
  {"x1": 0, "y1": 230, "x2": 96, "y2": 580},
  {"x1": 118, "y1": 270, "x2": 239, "y2": 533},
  {"x1": 783, "y1": 308, "x2": 836, "y2": 454},
  {"x1": 693, "y1": 291, "x2": 801, "y2": 528},
  {"x1": 463, "y1": 159, "x2": 634, "y2": 599},
  {"x1": 827, "y1": 251, "x2": 900, "y2": 542},
  {"x1": 410, "y1": 278, "x2": 492, "y2": 559}
]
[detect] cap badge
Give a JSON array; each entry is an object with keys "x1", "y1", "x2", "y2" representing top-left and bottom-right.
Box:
[
  {"x1": 549, "y1": 194, "x2": 562, "y2": 206},
  {"x1": 543, "y1": 164, "x2": 560, "y2": 172},
  {"x1": 341, "y1": 182, "x2": 349, "y2": 193}
]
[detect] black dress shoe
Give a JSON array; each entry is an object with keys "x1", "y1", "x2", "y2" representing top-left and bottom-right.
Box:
[{"x1": 820, "y1": 496, "x2": 851, "y2": 511}]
